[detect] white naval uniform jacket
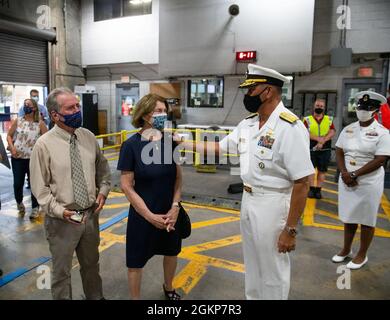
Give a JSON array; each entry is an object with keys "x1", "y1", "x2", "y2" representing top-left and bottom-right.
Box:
[{"x1": 220, "y1": 102, "x2": 315, "y2": 189}]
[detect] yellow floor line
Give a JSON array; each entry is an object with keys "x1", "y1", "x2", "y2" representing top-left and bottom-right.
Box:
[
  {"x1": 183, "y1": 235, "x2": 242, "y2": 254},
  {"x1": 181, "y1": 252, "x2": 245, "y2": 273},
  {"x1": 173, "y1": 260, "x2": 208, "y2": 294},
  {"x1": 103, "y1": 152, "x2": 119, "y2": 158},
  {"x1": 319, "y1": 198, "x2": 338, "y2": 206},
  {"x1": 107, "y1": 156, "x2": 119, "y2": 162},
  {"x1": 103, "y1": 203, "x2": 129, "y2": 210},
  {"x1": 174, "y1": 250, "x2": 245, "y2": 294},
  {"x1": 324, "y1": 179, "x2": 338, "y2": 186},
  {"x1": 316, "y1": 209, "x2": 340, "y2": 221},
  {"x1": 381, "y1": 194, "x2": 390, "y2": 222},
  {"x1": 321, "y1": 187, "x2": 338, "y2": 195},
  {"x1": 308, "y1": 208, "x2": 390, "y2": 238},
  {"x1": 192, "y1": 216, "x2": 240, "y2": 229},
  {"x1": 107, "y1": 192, "x2": 125, "y2": 199},
  {"x1": 303, "y1": 198, "x2": 316, "y2": 225},
  {"x1": 319, "y1": 197, "x2": 387, "y2": 219},
  {"x1": 182, "y1": 202, "x2": 240, "y2": 215}
]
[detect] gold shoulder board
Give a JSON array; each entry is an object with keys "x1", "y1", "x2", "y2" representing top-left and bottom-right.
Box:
[
  {"x1": 245, "y1": 113, "x2": 258, "y2": 120},
  {"x1": 279, "y1": 112, "x2": 298, "y2": 124}
]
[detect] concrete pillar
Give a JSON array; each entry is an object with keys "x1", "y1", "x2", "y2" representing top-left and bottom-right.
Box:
[{"x1": 48, "y1": 0, "x2": 85, "y2": 91}]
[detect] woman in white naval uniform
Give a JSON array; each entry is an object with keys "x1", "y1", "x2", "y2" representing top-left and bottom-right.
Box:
[{"x1": 332, "y1": 91, "x2": 390, "y2": 269}]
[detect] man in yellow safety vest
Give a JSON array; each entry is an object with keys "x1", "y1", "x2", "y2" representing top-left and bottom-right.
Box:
[{"x1": 303, "y1": 99, "x2": 336, "y2": 199}]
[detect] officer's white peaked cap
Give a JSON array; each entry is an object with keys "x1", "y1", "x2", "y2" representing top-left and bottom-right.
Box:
[{"x1": 239, "y1": 64, "x2": 290, "y2": 89}]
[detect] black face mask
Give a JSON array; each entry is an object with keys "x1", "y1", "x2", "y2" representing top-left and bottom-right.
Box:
[
  {"x1": 314, "y1": 108, "x2": 324, "y2": 114},
  {"x1": 243, "y1": 87, "x2": 269, "y2": 113}
]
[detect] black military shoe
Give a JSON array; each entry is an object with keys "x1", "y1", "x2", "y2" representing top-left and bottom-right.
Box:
[
  {"x1": 315, "y1": 187, "x2": 322, "y2": 199},
  {"x1": 308, "y1": 187, "x2": 316, "y2": 198}
]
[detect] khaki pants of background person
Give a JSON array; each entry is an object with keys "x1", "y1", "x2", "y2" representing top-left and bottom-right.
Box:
[{"x1": 44, "y1": 210, "x2": 103, "y2": 300}]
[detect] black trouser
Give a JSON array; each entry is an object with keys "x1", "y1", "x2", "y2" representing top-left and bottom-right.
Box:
[{"x1": 11, "y1": 158, "x2": 38, "y2": 208}]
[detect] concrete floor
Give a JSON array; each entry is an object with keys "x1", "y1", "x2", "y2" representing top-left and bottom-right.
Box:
[{"x1": 0, "y1": 159, "x2": 390, "y2": 300}]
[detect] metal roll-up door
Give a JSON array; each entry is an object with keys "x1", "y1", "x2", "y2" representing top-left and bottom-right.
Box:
[{"x1": 0, "y1": 32, "x2": 48, "y2": 84}]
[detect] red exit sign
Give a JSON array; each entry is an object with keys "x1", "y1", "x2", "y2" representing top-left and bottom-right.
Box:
[{"x1": 236, "y1": 51, "x2": 257, "y2": 61}]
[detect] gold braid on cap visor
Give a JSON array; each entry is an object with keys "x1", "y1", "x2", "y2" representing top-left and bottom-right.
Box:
[
  {"x1": 239, "y1": 79, "x2": 267, "y2": 88},
  {"x1": 239, "y1": 75, "x2": 284, "y2": 88}
]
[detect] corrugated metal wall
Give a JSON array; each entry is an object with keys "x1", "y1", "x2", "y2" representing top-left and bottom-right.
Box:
[{"x1": 0, "y1": 32, "x2": 48, "y2": 84}]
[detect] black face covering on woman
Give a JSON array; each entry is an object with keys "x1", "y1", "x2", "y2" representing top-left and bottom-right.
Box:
[
  {"x1": 314, "y1": 108, "x2": 324, "y2": 114},
  {"x1": 243, "y1": 87, "x2": 269, "y2": 113}
]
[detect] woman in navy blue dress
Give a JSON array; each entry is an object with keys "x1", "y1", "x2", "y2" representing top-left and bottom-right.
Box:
[{"x1": 117, "y1": 94, "x2": 182, "y2": 300}]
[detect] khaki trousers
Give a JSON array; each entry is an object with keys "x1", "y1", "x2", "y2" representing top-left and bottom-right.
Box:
[{"x1": 44, "y1": 210, "x2": 103, "y2": 300}]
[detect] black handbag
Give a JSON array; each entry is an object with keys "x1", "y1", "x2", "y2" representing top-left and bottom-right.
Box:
[
  {"x1": 227, "y1": 182, "x2": 243, "y2": 194},
  {"x1": 175, "y1": 202, "x2": 191, "y2": 239}
]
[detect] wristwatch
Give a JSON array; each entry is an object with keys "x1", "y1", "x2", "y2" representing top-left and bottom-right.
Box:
[
  {"x1": 349, "y1": 171, "x2": 357, "y2": 179},
  {"x1": 284, "y1": 225, "x2": 298, "y2": 237}
]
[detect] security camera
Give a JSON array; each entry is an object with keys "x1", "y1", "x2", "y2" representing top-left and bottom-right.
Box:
[{"x1": 229, "y1": 4, "x2": 239, "y2": 16}]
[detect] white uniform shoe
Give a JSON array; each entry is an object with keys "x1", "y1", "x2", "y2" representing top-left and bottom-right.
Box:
[
  {"x1": 331, "y1": 250, "x2": 353, "y2": 263},
  {"x1": 346, "y1": 257, "x2": 368, "y2": 270}
]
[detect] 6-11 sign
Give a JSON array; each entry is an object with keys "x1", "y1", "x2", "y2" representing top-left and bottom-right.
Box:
[{"x1": 236, "y1": 51, "x2": 257, "y2": 62}]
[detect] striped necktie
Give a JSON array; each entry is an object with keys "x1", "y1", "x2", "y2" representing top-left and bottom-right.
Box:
[{"x1": 70, "y1": 134, "x2": 90, "y2": 208}]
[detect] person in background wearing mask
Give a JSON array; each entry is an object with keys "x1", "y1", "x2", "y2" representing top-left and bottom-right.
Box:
[
  {"x1": 176, "y1": 64, "x2": 314, "y2": 300},
  {"x1": 7, "y1": 98, "x2": 48, "y2": 219},
  {"x1": 332, "y1": 91, "x2": 390, "y2": 269},
  {"x1": 117, "y1": 94, "x2": 183, "y2": 300},
  {"x1": 303, "y1": 99, "x2": 336, "y2": 199},
  {"x1": 19, "y1": 90, "x2": 50, "y2": 190},
  {"x1": 30, "y1": 88, "x2": 111, "y2": 299},
  {"x1": 19, "y1": 89, "x2": 50, "y2": 128}
]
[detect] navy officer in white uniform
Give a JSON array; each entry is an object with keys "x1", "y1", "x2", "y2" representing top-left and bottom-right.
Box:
[
  {"x1": 332, "y1": 91, "x2": 390, "y2": 269},
  {"x1": 177, "y1": 64, "x2": 314, "y2": 299}
]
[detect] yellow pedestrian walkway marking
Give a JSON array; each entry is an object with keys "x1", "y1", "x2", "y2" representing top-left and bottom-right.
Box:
[
  {"x1": 321, "y1": 187, "x2": 338, "y2": 195},
  {"x1": 107, "y1": 192, "x2": 126, "y2": 199},
  {"x1": 103, "y1": 203, "x2": 129, "y2": 210},
  {"x1": 184, "y1": 235, "x2": 242, "y2": 254},
  {"x1": 174, "y1": 235, "x2": 244, "y2": 294},
  {"x1": 324, "y1": 179, "x2": 338, "y2": 186},
  {"x1": 192, "y1": 216, "x2": 240, "y2": 229},
  {"x1": 316, "y1": 209, "x2": 340, "y2": 221},
  {"x1": 182, "y1": 202, "x2": 240, "y2": 215},
  {"x1": 381, "y1": 194, "x2": 390, "y2": 221},
  {"x1": 304, "y1": 200, "x2": 390, "y2": 238},
  {"x1": 173, "y1": 261, "x2": 208, "y2": 294},
  {"x1": 320, "y1": 198, "x2": 338, "y2": 206},
  {"x1": 320, "y1": 198, "x2": 387, "y2": 219},
  {"x1": 3, "y1": 174, "x2": 390, "y2": 297}
]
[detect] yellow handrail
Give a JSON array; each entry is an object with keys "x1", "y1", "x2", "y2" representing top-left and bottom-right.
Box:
[{"x1": 95, "y1": 128, "x2": 238, "y2": 162}]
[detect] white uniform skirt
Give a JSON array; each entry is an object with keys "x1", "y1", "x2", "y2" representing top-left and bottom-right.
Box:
[{"x1": 338, "y1": 167, "x2": 384, "y2": 227}]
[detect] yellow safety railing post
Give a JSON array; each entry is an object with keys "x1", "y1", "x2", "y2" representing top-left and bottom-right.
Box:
[
  {"x1": 194, "y1": 128, "x2": 201, "y2": 167},
  {"x1": 121, "y1": 130, "x2": 128, "y2": 144}
]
